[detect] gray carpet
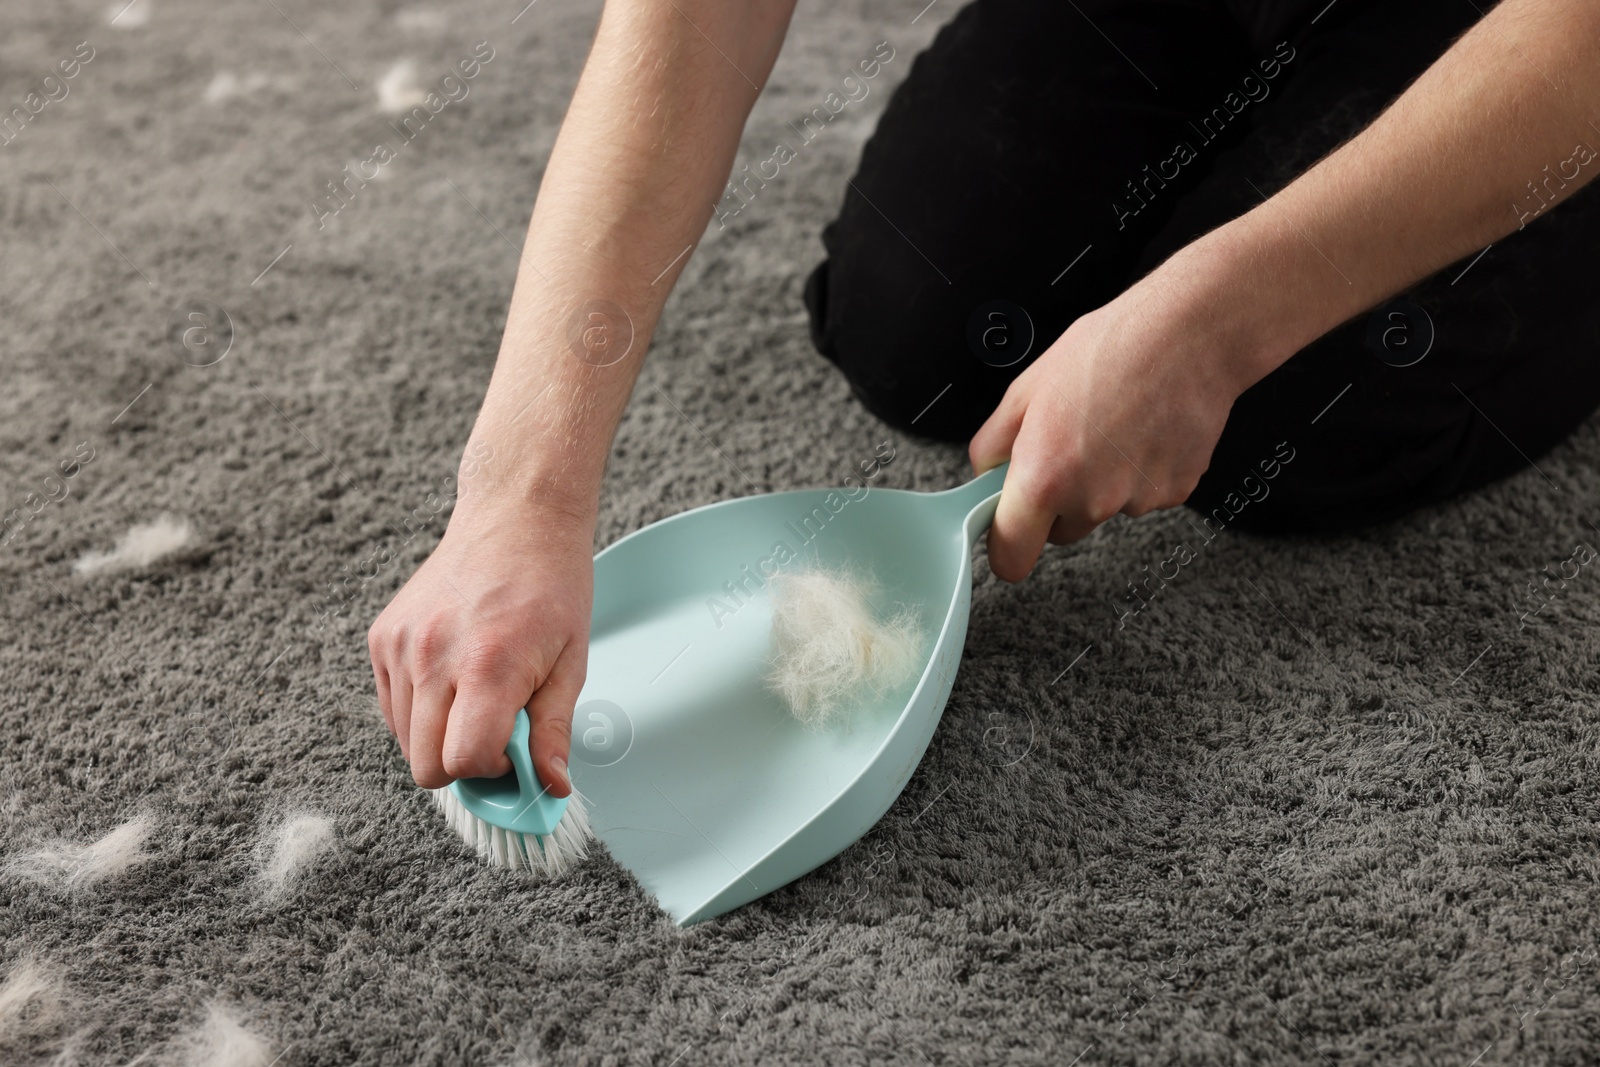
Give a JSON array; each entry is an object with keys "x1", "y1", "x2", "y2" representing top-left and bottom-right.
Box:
[{"x1": 5, "y1": 0, "x2": 1600, "y2": 1064}]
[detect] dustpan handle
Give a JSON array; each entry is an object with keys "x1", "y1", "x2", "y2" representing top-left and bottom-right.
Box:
[{"x1": 935, "y1": 461, "x2": 1008, "y2": 531}]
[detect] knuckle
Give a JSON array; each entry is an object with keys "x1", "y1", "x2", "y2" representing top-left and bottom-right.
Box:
[
  {"x1": 1127, "y1": 485, "x2": 1176, "y2": 517},
  {"x1": 368, "y1": 618, "x2": 400, "y2": 660},
  {"x1": 440, "y1": 747, "x2": 487, "y2": 781},
  {"x1": 535, "y1": 715, "x2": 573, "y2": 747},
  {"x1": 1084, "y1": 489, "x2": 1124, "y2": 526},
  {"x1": 458, "y1": 639, "x2": 514, "y2": 680},
  {"x1": 1012, "y1": 468, "x2": 1064, "y2": 515},
  {"x1": 410, "y1": 619, "x2": 450, "y2": 667},
  {"x1": 412, "y1": 764, "x2": 450, "y2": 790},
  {"x1": 1039, "y1": 455, "x2": 1083, "y2": 500}
]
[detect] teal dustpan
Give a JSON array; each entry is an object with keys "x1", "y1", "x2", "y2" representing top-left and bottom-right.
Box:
[{"x1": 572, "y1": 461, "x2": 1008, "y2": 924}]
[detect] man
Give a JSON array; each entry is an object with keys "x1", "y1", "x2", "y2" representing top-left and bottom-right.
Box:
[{"x1": 370, "y1": 0, "x2": 1600, "y2": 792}]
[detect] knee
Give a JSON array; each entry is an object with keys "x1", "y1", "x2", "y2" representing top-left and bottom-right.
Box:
[{"x1": 803, "y1": 250, "x2": 1015, "y2": 444}]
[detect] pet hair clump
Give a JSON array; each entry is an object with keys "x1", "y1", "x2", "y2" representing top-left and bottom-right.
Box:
[
  {"x1": 765, "y1": 568, "x2": 924, "y2": 728},
  {"x1": 7, "y1": 815, "x2": 154, "y2": 890}
]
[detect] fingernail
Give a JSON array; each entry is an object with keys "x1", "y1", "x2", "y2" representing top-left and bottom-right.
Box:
[{"x1": 550, "y1": 756, "x2": 570, "y2": 791}]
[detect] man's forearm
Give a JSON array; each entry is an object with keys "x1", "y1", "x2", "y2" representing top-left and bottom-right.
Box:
[
  {"x1": 459, "y1": 0, "x2": 796, "y2": 524},
  {"x1": 1188, "y1": 0, "x2": 1600, "y2": 386}
]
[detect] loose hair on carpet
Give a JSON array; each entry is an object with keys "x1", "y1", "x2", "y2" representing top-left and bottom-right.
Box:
[
  {"x1": 257, "y1": 811, "x2": 336, "y2": 898},
  {"x1": 0, "y1": 957, "x2": 66, "y2": 1049},
  {"x1": 73, "y1": 515, "x2": 194, "y2": 576},
  {"x1": 5, "y1": 814, "x2": 154, "y2": 890},
  {"x1": 164, "y1": 1003, "x2": 275, "y2": 1067}
]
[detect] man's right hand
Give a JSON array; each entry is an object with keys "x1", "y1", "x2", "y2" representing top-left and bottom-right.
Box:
[
  {"x1": 367, "y1": 0, "x2": 804, "y2": 793},
  {"x1": 367, "y1": 504, "x2": 593, "y2": 796}
]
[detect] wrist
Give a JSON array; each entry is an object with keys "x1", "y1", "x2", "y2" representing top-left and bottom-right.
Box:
[
  {"x1": 452, "y1": 435, "x2": 598, "y2": 538},
  {"x1": 453, "y1": 288, "x2": 649, "y2": 533},
  {"x1": 1168, "y1": 211, "x2": 1366, "y2": 393}
]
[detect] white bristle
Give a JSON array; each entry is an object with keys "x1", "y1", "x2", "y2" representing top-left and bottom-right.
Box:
[{"x1": 431, "y1": 787, "x2": 592, "y2": 878}]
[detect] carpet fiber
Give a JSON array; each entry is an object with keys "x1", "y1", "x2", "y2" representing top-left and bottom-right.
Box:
[{"x1": 5, "y1": 1, "x2": 1600, "y2": 1064}]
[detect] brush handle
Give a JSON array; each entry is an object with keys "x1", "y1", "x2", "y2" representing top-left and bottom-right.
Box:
[
  {"x1": 504, "y1": 708, "x2": 543, "y2": 795},
  {"x1": 449, "y1": 708, "x2": 569, "y2": 837}
]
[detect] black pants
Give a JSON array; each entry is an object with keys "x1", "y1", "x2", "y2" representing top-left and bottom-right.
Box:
[{"x1": 803, "y1": 0, "x2": 1600, "y2": 534}]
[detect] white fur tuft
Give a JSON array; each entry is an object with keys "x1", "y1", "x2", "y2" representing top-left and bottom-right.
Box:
[
  {"x1": 259, "y1": 812, "x2": 335, "y2": 897},
  {"x1": 73, "y1": 515, "x2": 193, "y2": 576},
  {"x1": 172, "y1": 1003, "x2": 275, "y2": 1067},
  {"x1": 7, "y1": 815, "x2": 154, "y2": 889},
  {"x1": 765, "y1": 568, "x2": 924, "y2": 727},
  {"x1": 375, "y1": 60, "x2": 428, "y2": 114},
  {"x1": 0, "y1": 958, "x2": 65, "y2": 1044},
  {"x1": 432, "y1": 788, "x2": 592, "y2": 878}
]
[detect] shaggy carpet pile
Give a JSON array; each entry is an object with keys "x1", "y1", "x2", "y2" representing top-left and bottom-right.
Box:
[{"x1": 4, "y1": 0, "x2": 1600, "y2": 1063}]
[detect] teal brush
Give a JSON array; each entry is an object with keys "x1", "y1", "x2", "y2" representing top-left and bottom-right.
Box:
[{"x1": 432, "y1": 709, "x2": 593, "y2": 876}]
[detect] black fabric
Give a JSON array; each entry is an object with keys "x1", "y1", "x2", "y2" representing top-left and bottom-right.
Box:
[
  {"x1": 1222, "y1": 0, "x2": 1330, "y2": 52},
  {"x1": 803, "y1": 0, "x2": 1600, "y2": 535}
]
